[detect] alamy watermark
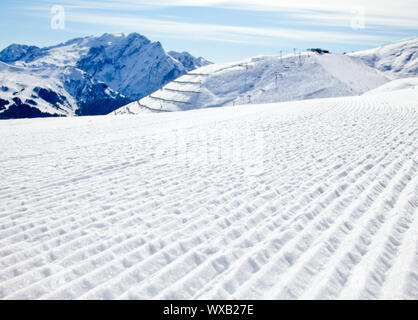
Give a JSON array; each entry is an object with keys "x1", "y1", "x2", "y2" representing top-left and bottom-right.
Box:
[
  {"x1": 51, "y1": 5, "x2": 65, "y2": 30},
  {"x1": 350, "y1": 6, "x2": 365, "y2": 29},
  {"x1": 151, "y1": 124, "x2": 265, "y2": 177}
]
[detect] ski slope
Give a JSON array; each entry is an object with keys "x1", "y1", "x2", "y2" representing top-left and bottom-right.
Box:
[
  {"x1": 1, "y1": 91, "x2": 417, "y2": 300},
  {"x1": 113, "y1": 52, "x2": 389, "y2": 115}
]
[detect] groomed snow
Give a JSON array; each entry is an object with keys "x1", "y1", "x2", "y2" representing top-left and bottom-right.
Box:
[
  {"x1": 364, "y1": 77, "x2": 418, "y2": 95},
  {"x1": 0, "y1": 92, "x2": 417, "y2": 300}
]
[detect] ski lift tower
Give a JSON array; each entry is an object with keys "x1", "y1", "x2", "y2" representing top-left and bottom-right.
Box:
[
  {"x1": 240, "y1": 63, "x2": 249, "y2": 92},
  {"x1": 245, "y1": 63, "x2": 249, "y2": 91},
  {"x1": 274, "y1": 72, "x2": 278, "y2": 89}
]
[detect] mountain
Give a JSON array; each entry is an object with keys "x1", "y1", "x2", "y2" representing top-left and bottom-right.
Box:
[
  {"x1": 0, "y1": 33, "x2": 211, "y2": 119},
  {"x1": 0, "y1": 44, "x2": 44, "y2": 63},
  {"x1": 349, "y1": 37, "x2": 418, "y2": 79},
  {"x1": 113, "y1": 51, "x2": 390, "y2": 115},
  {"x1": 0, "y1": 60, "x2": 128, "y2": 118},
  {"x1": 168, "y1": 51, "x2": 211, "y2": 71},
  {"x1": 75, "y1": 33, "x2": 211, "y2": 100}
]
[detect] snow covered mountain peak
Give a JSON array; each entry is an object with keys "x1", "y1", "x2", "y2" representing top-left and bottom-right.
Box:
[
  {"x1": 0, "y1": 32, "x2": 212, "y2": 118},
  {"x1": 168, "y1": 51, "x2": 212, "y2": 71},
  {"x1": 74, "y1": 33, "x2": 194, "y2": 100},
  {"x1": 0, "y1": 44, "x2": 43, "y2": 64}
]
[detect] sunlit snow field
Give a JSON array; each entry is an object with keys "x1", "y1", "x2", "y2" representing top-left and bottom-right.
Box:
[{"x1": 0, "y1": 88, "x2": 417, "y2": 299}]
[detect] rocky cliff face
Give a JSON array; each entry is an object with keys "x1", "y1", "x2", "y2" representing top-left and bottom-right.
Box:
[{"x1": 168, "y1": 51, "x2": 212, "y2": 72}]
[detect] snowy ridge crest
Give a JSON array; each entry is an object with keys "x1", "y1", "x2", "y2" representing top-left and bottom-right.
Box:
[{"x1": 114, "y1": 50, "x2": 392, "y2": 115}]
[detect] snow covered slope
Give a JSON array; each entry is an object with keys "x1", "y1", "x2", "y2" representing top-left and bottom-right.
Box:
[
  {"x1": 114, "y1": 52, "x2": 390, "y2": 114},
  {"x1": 364, "y1": 77, "x2": 418, "y2": 95},
  {"x1": 0, "y1": 61, "x2": 127, "y2": 118},
  {"x1": 0, "y1": 61, "x2": 75, "y2": 118},
  {"x1": 75, "y1": 33, "x2": 211, "y2": 100},
  {"x1": 0, "y1": 33, "x2": 211, "y2": 118},
  {"x1": 349, "y1": 37, "x2": 418, "y2": 79},
  {"x1": 1, "y1": 91, "x2": 417, "y2": 300}
]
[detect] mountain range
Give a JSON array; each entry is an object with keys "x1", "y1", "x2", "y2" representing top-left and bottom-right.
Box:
[
  {"x1": 1, "y1": 35, "x2": 417, "y2": 119},
  {"x1": 0, "y1": 33, "x2": 211, "y2": 118}
]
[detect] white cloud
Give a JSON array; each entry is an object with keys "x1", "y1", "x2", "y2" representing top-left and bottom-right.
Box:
[
  {"x1": 24, "y1": 0, "x2": 417, "y2": 49},
  {"x1": 59, "y1": 12, "x2": 392, "y2": 46},
  {"x1": 34, "y1": 0, "x2": 418, "y2": 29}
]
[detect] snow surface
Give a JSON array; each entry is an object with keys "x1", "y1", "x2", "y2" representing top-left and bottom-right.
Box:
[
  {"x1": 113, "y1": 52, "x2": 389, "y2": 115},
  {"x1": 349, "y1": 37, "x2": 418, "y2": 79},
  {"x1": 364, "y1": 77, "x2": 418, "y2": 95},
  {"x1": 1, "y1": 90, "x2": 417, "y2": 300}
]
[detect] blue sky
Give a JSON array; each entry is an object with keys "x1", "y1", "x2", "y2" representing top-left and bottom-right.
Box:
[{"x1": 1, "y1": 0, "x2": 417, "y2": 63}]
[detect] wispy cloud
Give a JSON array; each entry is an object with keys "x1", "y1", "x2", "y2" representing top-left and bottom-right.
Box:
[
  {"x1": 34, "y1": 0, "x2": 418, "y2": 29},
  {"x1": 24, "y1": 0, "x2": 409, "y2": 48},
  {"x1": 26, "y1": 9, "x2": 393, "y2": 47}
]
